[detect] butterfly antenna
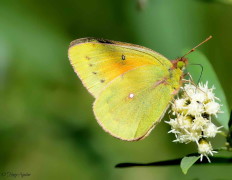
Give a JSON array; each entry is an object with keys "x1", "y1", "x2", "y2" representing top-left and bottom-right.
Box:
[
  {"x1": 188, "y1": 63, "x2": 204, "y2": 85},
  {"x1": 182, "y1": 36, "x2": 212, "y2": 58}
]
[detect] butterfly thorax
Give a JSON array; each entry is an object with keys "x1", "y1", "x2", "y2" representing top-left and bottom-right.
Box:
[
  {"x1": 167, "y1": 68, "x2": 183, "y2": 92},
  {"x1": 167, "y1": 58, "x2": 188, "y2": 93}
]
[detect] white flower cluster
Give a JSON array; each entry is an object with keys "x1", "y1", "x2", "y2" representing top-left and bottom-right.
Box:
[{"x1": 166, "y1": 82, "x2": 222, "y2": 162}]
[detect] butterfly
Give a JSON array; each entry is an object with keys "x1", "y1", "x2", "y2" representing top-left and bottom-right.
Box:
[{"x1": 68, "y1": 37, "x2": 211, "y2": 141}]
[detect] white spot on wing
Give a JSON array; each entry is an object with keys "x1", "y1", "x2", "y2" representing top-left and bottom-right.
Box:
[{"x1": 129, "y1": 93, "x2": 134, "y2": 99}]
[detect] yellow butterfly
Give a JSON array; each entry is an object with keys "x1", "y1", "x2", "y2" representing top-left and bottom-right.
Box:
[{"x1": 68, "y1": 37, "x2": 211, "y2": 141}]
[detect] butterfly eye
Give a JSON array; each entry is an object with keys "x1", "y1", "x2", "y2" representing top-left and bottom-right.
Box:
[{"x1": 177, "y1": 61, "x2": 185, "y2": 69}]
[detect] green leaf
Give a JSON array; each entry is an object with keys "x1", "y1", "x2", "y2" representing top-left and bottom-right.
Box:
[
  {"x1": 180, "y1": 156, "x2": 200, "y2": 174},
  {"x1": 186, "y1": 50, "x2": 230, "y2": 131}
]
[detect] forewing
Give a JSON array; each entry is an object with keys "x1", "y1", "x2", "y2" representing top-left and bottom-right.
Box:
[
  {"x1": 68, "y1": 38, "x2": 172, "y2": 98},
  {"x1": 93, "y1": 65, "x2": 175, "y2": 141}
]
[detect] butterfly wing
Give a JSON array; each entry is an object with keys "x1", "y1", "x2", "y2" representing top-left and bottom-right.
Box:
[
  {"x1": 93, "y1": 65, "x2": 177, "y2": 141},
  {"x1": 68, "y1": 38, "x2": 172, "y2": 98}
]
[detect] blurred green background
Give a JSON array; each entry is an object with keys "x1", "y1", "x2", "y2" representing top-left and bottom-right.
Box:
[{"x1": 0, "y1": 0, "x2": 232, "y2": 179}]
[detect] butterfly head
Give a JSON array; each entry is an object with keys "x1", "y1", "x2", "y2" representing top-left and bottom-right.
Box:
[
  {"x1": 177, "y1": 57, "x2": 188, "y2": 69},
  {"x1": 172, "y1": 57, "x2": 188, "y2": 70}
]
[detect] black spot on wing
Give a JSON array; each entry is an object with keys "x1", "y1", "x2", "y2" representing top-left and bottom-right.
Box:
[
  {"x1": 92, "y1": 72, "x2": 97, "y2": 75},
  {"x1": 100, "y1": 79, "x2": 105, "y2": 83},
  {"x1": 121, "y1": 54, "x2": 126, "y2": 60},
  {"x1": 97, "y1": 39, "x2": 114, "y2": 44},
  {"x1": 69, "y1": 37, "x2": 115, "y2": 48}
]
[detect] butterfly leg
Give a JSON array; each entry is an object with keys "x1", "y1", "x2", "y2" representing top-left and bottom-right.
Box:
[
  {"x1": 183, "y1": 72, "x2": 195, "y2": 83},
  {"x1": 182, "y1": 73, "x2": 197, "y2": 87}
]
